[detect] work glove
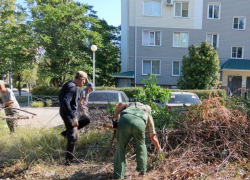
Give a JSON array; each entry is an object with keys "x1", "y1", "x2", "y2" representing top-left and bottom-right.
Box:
[
  {"x1": 113, "y1": 120, "x2": 119, "y2": 128},
  {"x1": 70, "y1": 117, "x2": 79, "y2": 127},
  {"x1": 157, "y1": 148, "x2": 163, "y2": 154}
]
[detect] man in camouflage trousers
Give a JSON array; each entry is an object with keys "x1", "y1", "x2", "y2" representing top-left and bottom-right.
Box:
[{"x1": 0, "y1": 80, "x2": 20, "y2": 133}]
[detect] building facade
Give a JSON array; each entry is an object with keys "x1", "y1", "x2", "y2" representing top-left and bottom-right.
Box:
[{"x1": 114, "y1": 0, "x2": 250, "y2": 96}]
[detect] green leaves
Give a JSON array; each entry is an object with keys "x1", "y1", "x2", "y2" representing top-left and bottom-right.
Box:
[
  {"x1": 0, "y1": 0, "x2": 121, "y2": 87},
  {"x1": 135, "y1": 74, "x2": 172, "y2": 129},
  {"x1": 177, "y1": 42, "x2": 220, "y2": 90}
]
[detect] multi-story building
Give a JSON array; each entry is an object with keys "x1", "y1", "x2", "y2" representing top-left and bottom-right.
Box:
[{"x1": 113, "y1": 0, "x2": 250, "y2": 96}]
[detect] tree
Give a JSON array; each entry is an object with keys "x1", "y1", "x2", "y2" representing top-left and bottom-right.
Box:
[
  {"x1": 0, "y1": 1, "x2": 38, "y2": 95},
  {"x1": 20, "y1": 64, "x2": 39, "y2": 95},
  {"x1": 29, "y1": 1, "x2": 103, "y2": 86},
  {"x1": 91, "y1": 19, "x2": 121, "y2": 86},
  {"x1": 177, "y1": 42, "x2": 220, "y2": 90}
]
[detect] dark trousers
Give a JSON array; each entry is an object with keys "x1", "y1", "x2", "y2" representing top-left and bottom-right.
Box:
[{"x1": 60, "y1": 113, "x2": 90, "y2": 161}]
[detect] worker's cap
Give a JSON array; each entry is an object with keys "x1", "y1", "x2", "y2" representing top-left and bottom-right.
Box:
[
  {"x1": 87, "y1": 82, "x2": 95, "y2": 90},
  {"x1": 145, "y1": 105, "x2": 152, "y2": 113},
  {"x1": 0, "y1": 80, "x2": 5, "y2": 85},
  {"x1": 75, "y1": 71, "x2": 89, "y2": 82}
]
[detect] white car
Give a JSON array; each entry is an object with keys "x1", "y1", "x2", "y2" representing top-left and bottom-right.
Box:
[
  {"x1": 87, "y1": 90, "x2": 129, "y2": 110},
  {"x1": 159, "y1": 92, "x2": 201, "y2": 110}
]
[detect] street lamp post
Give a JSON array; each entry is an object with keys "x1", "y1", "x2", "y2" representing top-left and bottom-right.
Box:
[{"x1": 91, "y1": 45, "x2": 97, "y2": 87}]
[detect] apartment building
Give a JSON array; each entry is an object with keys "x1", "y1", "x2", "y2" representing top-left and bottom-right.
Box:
[{"x1": 113, "y1": 0, "x2": 250, "y2": 96}]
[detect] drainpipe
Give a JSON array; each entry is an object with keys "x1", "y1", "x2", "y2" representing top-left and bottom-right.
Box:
[{"x1": 134, "y1": 0, "x2": 137, "y2": 87}]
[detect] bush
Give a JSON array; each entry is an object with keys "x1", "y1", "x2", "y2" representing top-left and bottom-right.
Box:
[
  {"x1": 30, "y1": 101, "x2": 44, "y2": 107},
  {"x1": 31, "y1": 86, "x2": 226, "y2": 100},
  {"x1": 45, "y1": 99, "x2": 52, "y2": 107},
  {"x1": 31, "y1": 86, "x2": 61, "y2": 96}
]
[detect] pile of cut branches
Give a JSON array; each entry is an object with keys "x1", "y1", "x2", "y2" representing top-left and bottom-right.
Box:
[{"x1": 155, "y1": 95, "x2": 250, "y2": 179}]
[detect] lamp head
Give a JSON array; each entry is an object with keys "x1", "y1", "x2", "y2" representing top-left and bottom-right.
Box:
[{"x1": 91, "y1": 45, "x2": 97, "y2": 52}]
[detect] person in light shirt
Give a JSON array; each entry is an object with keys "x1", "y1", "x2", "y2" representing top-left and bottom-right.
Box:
[{"x1": 0, "y1": 80, "x2": 20, "y2": 133}]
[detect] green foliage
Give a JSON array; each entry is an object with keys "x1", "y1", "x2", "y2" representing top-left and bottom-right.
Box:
[
  {"x1": 21, "y1": 64, "x2": 39, "y2": 91},
  {"x1": 177, "y1": 42, "x2": 220, "y2": 90},
  {"x1": 119, "y1": 87, "x2": 142, "y2": 98},
  {"x1": 135, "y1": 74, "x2": 172, "y2": 129},
  {"x1": 28, "y1": 1, "x2": 121, "y2": 86},
  {"x1": 106, "y1": 100, "x2": 118, "y2": 115},
  {"x1": 45, "y1": 99, "x2": 52, "y2": 107},
  {"x1": 31, "y1": 86, "x2": 61, "y2": 95},
  {"x1": 135, "y1": 74, "x2": 171, "y2": 103},
  {"x1": 30, "y1": 1, "x2": 102, "y2": 86},
  {"x1": 225, "y1": 94, "x2": 250, "y2": 111},
  {"x1": 0, "y1": 1, "x2": 38, "y2": 95},
  {"x1": 91, "y1": 20, "x2": 121, "y2": 86},
  {"x1": 31, "y1": 85, "x2": 226, "y2": 103},
  {"x1": 30, "y1": 101, "x2": 44, "y2": 107}
]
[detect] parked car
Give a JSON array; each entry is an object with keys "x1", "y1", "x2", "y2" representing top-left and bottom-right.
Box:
[
  {"x1": 158, "y1": 92, "x2": 201, "y2": 110},
  {"x1": 87, "y1": 90, "x2": 129, "y2": 111}
]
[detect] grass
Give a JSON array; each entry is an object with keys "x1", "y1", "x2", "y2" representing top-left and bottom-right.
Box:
[
  {"x1": 0, "y1": 127, "x2": 114, "y2": 165},
  {"x1": 0, "y1": 128, "x2": 65, "y2": 163}
]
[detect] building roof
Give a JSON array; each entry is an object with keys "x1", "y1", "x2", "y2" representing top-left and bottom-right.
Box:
[
  {"x1": 112, "y1": 71, "x2": 135, "y2": 78},
  {"x1": 221, "y1": 59, "x2": 250, "y2": 70}
]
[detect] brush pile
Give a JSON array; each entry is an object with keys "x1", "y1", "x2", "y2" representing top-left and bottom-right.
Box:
[
  {"x1": 86, "y1": 96, "x2": 250, "y2": 179},
  {"x1": 155, "y1": 95, "x2": 250, "y2": 179}
]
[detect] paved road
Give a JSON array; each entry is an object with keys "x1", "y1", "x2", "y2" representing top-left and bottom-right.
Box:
[
  {"x1": 12, "y1": 88, "x2": 30, "y2": 96},
  {"x1": 0, "y1": 88, "x2": 63, "y2": 129},
  {"x1": 17, "y1": 107, "x2": 63, "y2": 129}
]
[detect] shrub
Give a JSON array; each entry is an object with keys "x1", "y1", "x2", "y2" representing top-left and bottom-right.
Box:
[
  {"x1": 135, "y1": 74, "x2": 172, "y2": 129},
  {"x1": 45, "y1": 99, "x2": 52, "y2": 107},
  {"x1": 31, "y1": 86, "x2": 226, "y2": 100},
  {"x1": 30, "y1": 101, "x2": 44, "y2": 107},
  {"x1": 31, "y1": 86, "x2": 61, "y2": 96}
]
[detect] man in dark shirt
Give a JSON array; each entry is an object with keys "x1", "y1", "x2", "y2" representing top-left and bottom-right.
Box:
[{"x1": 59, "y1": 71, "x2": 90, "y2": 165}]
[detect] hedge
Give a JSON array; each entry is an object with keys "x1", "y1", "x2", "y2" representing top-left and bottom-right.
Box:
[{"x1": 31, "y1": 86, "x2": 226, "y2": 99}]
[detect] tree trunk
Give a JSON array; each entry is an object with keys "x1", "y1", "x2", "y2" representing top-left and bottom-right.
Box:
[{"x1": 17, "y1": 74, "x2": 21, "y2": 96}]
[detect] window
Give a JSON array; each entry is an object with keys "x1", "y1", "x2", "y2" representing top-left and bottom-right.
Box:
[
  {"x1": 89, "y1": 93, "x2": 118, "y2": 102},
  {"x1": 208, "y1": 3, "x2": 220, "y2": 19},
  {"x1": 173, "y1": 32, "x2": 188, "y2": 47},
  {"x1": 207, "y1": 33, "x2": 219, "y2": 49},
  {"x1": 142, "y1": 30, "x2": 161, "y2": 46},
  {"x1": 232, "y1": 47, "x2": 243, "y2": 59},
  {"x1": 175, "y1": 2, "x2": 188, "y2": 17},
  {"x1": 143, "y1": 60, "x2": 160, "y2": 75},
  {"x1": 172, "y1": 61, "x2": 182, "y2": 76},
  {"x1": 143, "y1": 0, "x2": 161, "y2": 16},
  {"x1": 233, "y1": 17, "x2": 245, "y2": 30}
]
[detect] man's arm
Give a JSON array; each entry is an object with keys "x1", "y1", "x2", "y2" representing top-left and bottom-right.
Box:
[
  {"x1": 3, "y1": 100, "x2": 14, "y2": 107},
  {"x1": 113, "y1": 102, "x2": 126, "y2": 119},
  {"x1": 149, "y1": 133, "x2": 161, "y2": 151},
  {"x1": 146, "y1": 113, "x2": 162, "y2": 152}
]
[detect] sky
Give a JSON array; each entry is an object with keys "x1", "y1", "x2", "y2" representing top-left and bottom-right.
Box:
[{"x1": 15, "y1": 0, "x2": 121, "y2": 27}]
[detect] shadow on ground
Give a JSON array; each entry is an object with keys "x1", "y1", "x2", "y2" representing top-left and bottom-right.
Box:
[{"x1": 58, "y1": 171, "x2": 113, "y2": 180}]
